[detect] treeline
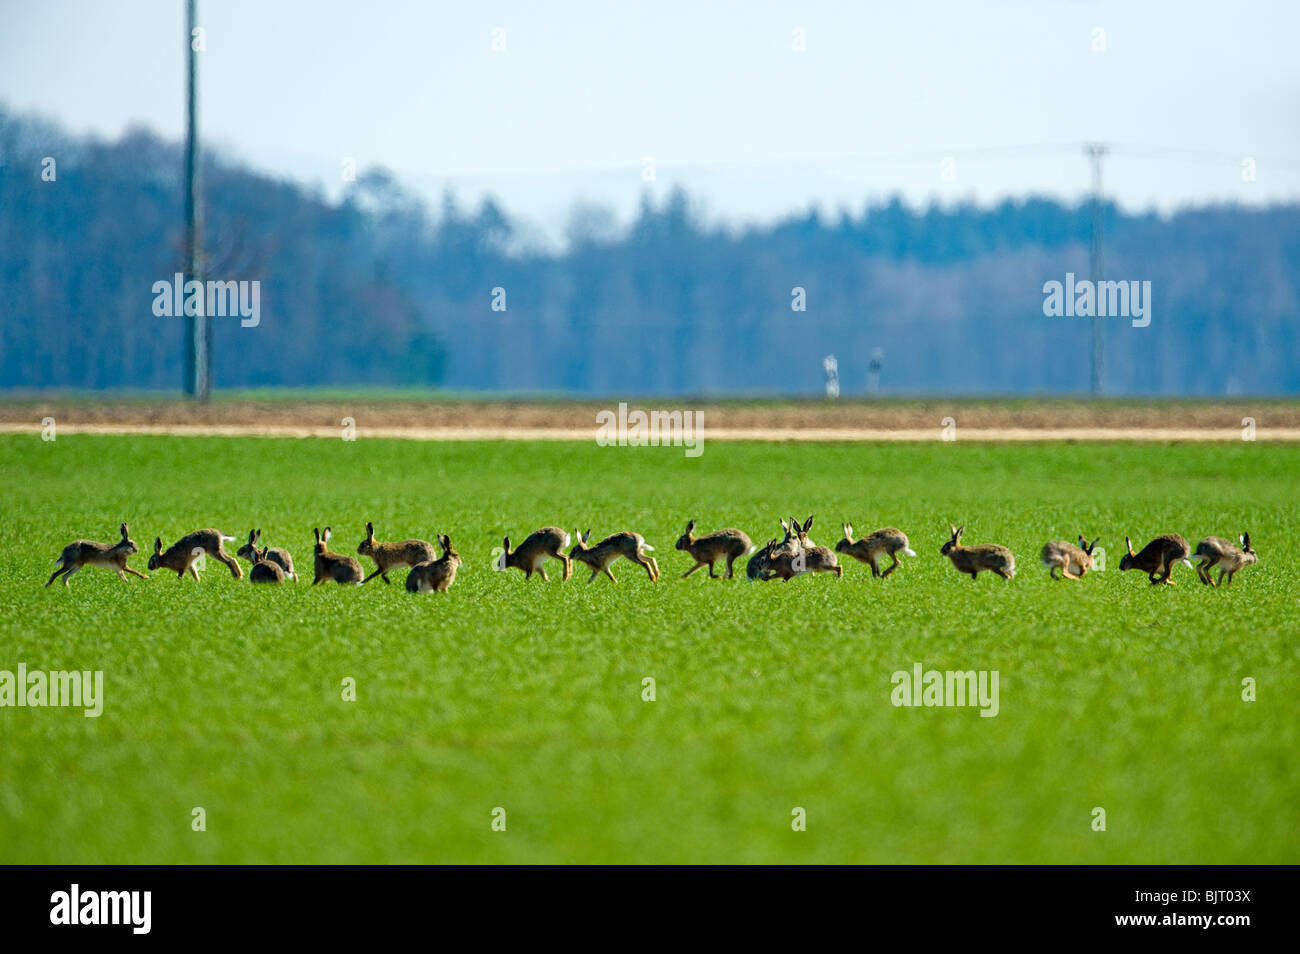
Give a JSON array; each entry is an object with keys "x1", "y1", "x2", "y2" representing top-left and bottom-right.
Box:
[{"x1": 2, "y1": 105, "x2": 1297, "y2": 395}]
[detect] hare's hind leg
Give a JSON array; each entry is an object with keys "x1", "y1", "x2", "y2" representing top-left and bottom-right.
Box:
[
  {"x1": 46, "y1": 564, "x2": 71, "y2": 587},
  {"x1": 559, "y1": 553, "x2": 573, "y2": 582},
  {"x1": 632, "y1": 554, "x2": 655, "y2": 581},
  {"x1": 882, "y1": 552, "x2": 902, "y2": 578},
  {"x1": 57, "y1": 565, "x2": 80, "y2": 586},
  {"x1": 683, "y1": 561, "x2": 705, "y2": 578}
]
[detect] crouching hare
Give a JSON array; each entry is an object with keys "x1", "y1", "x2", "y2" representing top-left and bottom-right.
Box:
[
  {"x1": 940, "y1": 525, "x2": 1015, "y2": 581},
  {"x1": 406, "y1": 534, "x2": 461, "y2": 593},
  {"x1": 313, "y1": 527, "x2": 363, "y2": 584},
  {"x1": 1041, "y1": 536, "x2": 1099, "y2": 580},
  {"x1": 249, "y1": 547, "x2": 286, "y2": 584},
  {"x1": 237, "y1": 529, "x2": 297, "y2": 581}
]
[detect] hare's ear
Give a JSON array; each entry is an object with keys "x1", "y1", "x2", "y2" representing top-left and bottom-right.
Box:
[
  {"x1": 582, "y1": 529, "x2": 591, "y2": 543},
  {"x1": 365, "y1": 521, "x2": 374, "y2": 539},
  {"x1": 120, "y1": 523, "x2": 129, "y2": 538},
  {"x1": 1125, "y1": 536, "x2": 1134, "y2": 555},
  {"x1": 255, "y1": 528, "x2": 262, "y2": 541},
  {"x1": 502, "y1": 536, "x2": 510, "y2": 552},
  {"x1": 685, "y1": 519, "x2": 695, "y2": 534},
  {"x1": 779, "y1": 518, "x2": 789, "y2": 533},
  {"x1": 1078, "y1": 535, "x2": 1087, "y2": 549},
  {"x1": 154, "y1": 537, "x2": 163, "y2": 554},
  {"x1": 313, "y1": 528, "x2": 321, "y2": 544},
  {"x1": 440, "y1": 534, "x2": 450, "y2": 549},
  {"x1": 803, "y1": 515, "x2": 814, "y2": 533},
  {"x1": 948, "y1": 523, "x2": 957, "y2": 536},
  {"x1": 954, "y1": 525, "x2": 965, "y2": 542},
  {"x1": 248, "y1": 529, "x2": 256, "y2": 544},
  {"x1": 1089, "y1": 537, "x2": 1100, "y2": 553},
  {"x1": 323, "y1": 527, "x2": 332, "y2": 544},
  {"x1": 1241, "y1": 532, "x2": 1251, "y2": 550}
]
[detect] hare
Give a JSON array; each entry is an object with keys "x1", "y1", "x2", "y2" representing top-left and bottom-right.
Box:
[
  {"x1": 675, "y1": 520, "x2": 753, "y2": 579},
  {"x1": 834, "y1": 523, "x2": 916, "y2": 578},
  {"x1": 940, "y1": 524, "x2": 1015, "y2": 580},
  {"x1": 1041, "y1": 536, "x2": 1099, "y2": 580},
  {"x1": 357, "y1": 521, "x2": 436, "y2": 584},
  {"x1": 236, "y1": 529, "x2": 297, "y2": 581},
  {"x1": 46, "y1": 522, "x2": 148, "y2": 587},
  {"x1": 406, "y1": 534, "x2": 461, "y2": 593},
  {"x1": 1120, "y1": 534, "x2": 1192, "y2": 585},
  {"x1": 782, "y1": 515, "x2": 817, "y2": 548},
  {"x1": 313, "y1": 527, "x2": 363, "y2": 584},
  {"x1": 148, "y1": 529, "x2": 243, "y2": 581},
  {"x1": 763, "y1": 538, "x2": 842, "y2": 580},
  {"x1": 569, "y1": 529, "x2": 659, "y2": 582},
  {"x1": 1191, "y1": 533, "x2": 1257, "y2": 587},
  {"x1": 500, "y1": 526, "x2": 572, "y2": 581},
  {"x1": 249, "y1": 547, "x2": 286, "y2": 584}
]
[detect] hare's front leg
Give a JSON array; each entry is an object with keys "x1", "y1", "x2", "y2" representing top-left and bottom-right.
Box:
[
  {"x1": 683, "y1": 561, "x2": 705, "y2": 578},
  {"x1": 125, "y1": 566, "x2": 149, "y2": 579}
]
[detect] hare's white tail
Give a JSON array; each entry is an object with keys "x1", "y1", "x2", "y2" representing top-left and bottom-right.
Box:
[
  {"x1": 747, "y1": 545, "x2": 759, "y2": 555},
  {"x1": 221, "y1": 534, "x2": 236, "y2": 542},
  {"x1": 902, "y1": 548, "x2": 917, "y2": 556},
  {"x1": 562, "y1": 531, "x2": 571, "y2": 547},
  {"x1": 642, "y1": 544, "x2": 655, "y2": 552},
  {"x1": 1181, "y1": 558, "x2": 1194, "y2": 568}
]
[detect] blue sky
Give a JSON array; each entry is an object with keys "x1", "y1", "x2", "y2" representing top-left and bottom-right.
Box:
[{"x1": 3, "y1": 0, "x2": 1297, "y2": 246}]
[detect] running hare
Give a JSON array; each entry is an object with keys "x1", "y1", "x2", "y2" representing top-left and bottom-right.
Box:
[
  {"x1": 675, "y1": 520, "x2": 752, "y2": 579},
  {"x1": 569, "y1": 529, "x2": 659, "y2": 582},
  {"x1": 149, "y1": 529, "x2": 243, "y2": 581},
  {"x1": 940, "y1": 525, "x2": 1015, "y2": 581},
  {"x1": 46, "y1": 523, "x2": 148, "y2": 587},
  {"x1": 313, "y1": 527, "x2": 363, "y2": 584},
  {"x1": 357, "y1": 521, "x2": 436, "y2": 584},
  {"x1": 1120, "y1": 534, "x2": 1192, "y2": 585},
  {"x1": 500, "y1": 527, "x2": 572, "y2": 581},
  {"x1": 406, "y1": 534, "x2": 461, "y2": 593},
  {"x1": 1041, "y1": 536, "x2": 1099, "y2": 580},
  {"x1": 1191, "y1": 533, "x2": 1257, "y2": 587},
  {"x1": 237, "y1": 529, "x2": 297, "y2": 581},
  {"x1": 835, "y1": 523, "x2": 916, "y2": 578}
]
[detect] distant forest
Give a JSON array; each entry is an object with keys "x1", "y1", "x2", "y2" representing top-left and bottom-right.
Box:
[{"x1": 2, "y1": 105, "x2": 1298, "y2": 396}]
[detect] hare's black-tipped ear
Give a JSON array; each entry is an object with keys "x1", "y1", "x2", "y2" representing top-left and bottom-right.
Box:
[
  {"x1": 955, "y1": 525, "x2": 965, "y2": 537},
  {"x1": 313, "y1": 528, "x2": 321, "y2": 544},
  {"x1": 1242, "y1": 532, "x2": 1251, "y2": 549},
  {"x1": 502, "y1": 535, "x2": 510, "y2": 551},
  {"x1": 1090, "y1": 537, "x2": 1100, "y2": 553},
  {"x1": 1125, "y1": 536, "x2": 1134, "y2": 554},
  {"x1": 120, "y1": 523, "x2": 129, "y2": 537},
  {"x1": 365, "y1": 521, "x2": 374, "y2": 538},
  {"x1": 685, "y1": 519, "x2": 695, "y2": 534},
  {"x1": 324, "y1": 527, "x2": 332, "y2": 543},
  {"x1": 803, "y1": 515, "x2": 814, "y2": 533},
  {"x1": 948, "y1": 523, "x2": 957, "y2": 536},
  {"x1": 255, "y1": 528, "x2": 262, "y2": 541},
  {"x1": 153, "y1": 537, "x2": 162, "y2": 553},
  {"x1": 583, "y1": 529, "x2": 591, "y2": 542}
]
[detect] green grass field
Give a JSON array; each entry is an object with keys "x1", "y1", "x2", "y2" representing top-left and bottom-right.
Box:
[{"x1": 1, "y1": 434, "x2": 1296, "y2": 863}]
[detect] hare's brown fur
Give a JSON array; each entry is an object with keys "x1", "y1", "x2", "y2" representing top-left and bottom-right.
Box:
[
  {"x1": 249, "y1": 546, "x2": 286, "y2": 584},
  {"x1": 148, "y1": 528, "x2": 243, "y2": 581},
  {"x1": 569, "y1": 529, "x2": 660, "y2": 583},
  {"x1": 313, "y1": 527, "x2": 363, "y2": 584},
  {"x1": 406, "y1": 534, "x2": 461, "y2": 593},
  {"x1": 834, "y1": 523, "x2": 915, "y2": 578},
  {"x1": 1192, "y1": 533, "x2": 1256, "y2": 587},
  {"x1": 1120, "y1": 533, "x2": 1191, "y2": 585},
  {"x1": 501, "y1": 526, "x2": 572, "y2": 581},
  {"x1": 237, "y1": 529, "x2": 297, "y2": 581},
  {"x1": 357, "y1": 521, "x2": 436, "y2": 584},
  {"x1": 46, "y1": 523, "x2": 148, "y2": 587},
  {"x1": 675, "y1": 520, "x2": 752, "y2": 579},
  {"x1": 1041, "y1": 536, "x2": 1099, "y2": 580},
  {"x1": 940, "y1": 525, "x2": 1015, "y2": 580}
]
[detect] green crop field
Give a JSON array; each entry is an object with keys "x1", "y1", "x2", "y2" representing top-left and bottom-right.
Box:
[{"x1": 0, "y1": 434, "x2": 1296, "y2": 864}]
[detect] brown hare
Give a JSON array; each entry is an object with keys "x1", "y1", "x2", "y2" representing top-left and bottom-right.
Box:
[
  {"x1": 500, "y1": 527, "x2": 572, "y2": 581},
  {"x1": 569, "y1": 529, "x2": 659, "y2": 582},
  {"x1": 675, "y1": 520, "x2": 753, "y2": 579},
  {"x1": 313, "y1": 527, "x2": 363, "y2": 584},
  {"x1": 357, "y1": 521, "x2": 436, "y2": 584},
  {"x1": 1041, "y1": 536, "x2": 1099, "y2": 580},
  {"x1": 236, "y1": 529, "x2": 297, "y2": 581},
  {"x1": 1119, "y1": 534, "x2": 1192, "y2": 585},
  {"x1": 761, "y1": 538, "x2": 841, "y2": 580},
  {"x1": 834, "y1": 523, "x2": 916, "y2": 578},
  {"x1": 406, "y1": 534, "x2": 461, "y2": 593},
  {"x1": 940, "y1": 525, "x2": 1015, "y2": 581},
  {"x1": 1191, "y1": 533, "x2": 1257, "y2": 587},
  {"x1": 249, "y1": 546, "x2": 286, "y2": 584},
  {"x1": 46, "y1": 522, "x2": 148, "y2": 587},
  {"x1": 148, "y1": 529, "x2": 243, "y2": 581}
]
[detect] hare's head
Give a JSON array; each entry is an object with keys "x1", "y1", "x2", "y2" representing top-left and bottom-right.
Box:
[
  {"x1": 118, "y1": 523, "x2": 139, "y2": 555},
  {"x1": 940, "y1": 524, "x2": 964, "y2": 556},
  {"x1": 1240, "y1": 532, "x2": 1257, "y2": 562},
  {"x1": 675, "y1": 520, "x2": 696, "y2": 551},
  {"x1": 147, "y1": 536, "x2": 165, "y2": 570},
  {"x1": 834, "y1": 522, "x2": 854, "y2": 554},
  {"x1": 1078, "y1": 535, "x2": 1100, "y2": 556},
  {"x1": 357, "y1": 521, "x2": 377, "y2": 557},
  {"x1": 237, "y1": 528, "x2": 261, "y2": 562},
  {"x1": 1119, "y1": 536, "x2": 1136, "y2": 571},
  {"x1": 568, "y1": 529, "x2": 592, "y2": 558},
  {"x1": 439, "y1": 534, "x2": 460, "y2": 564}
]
